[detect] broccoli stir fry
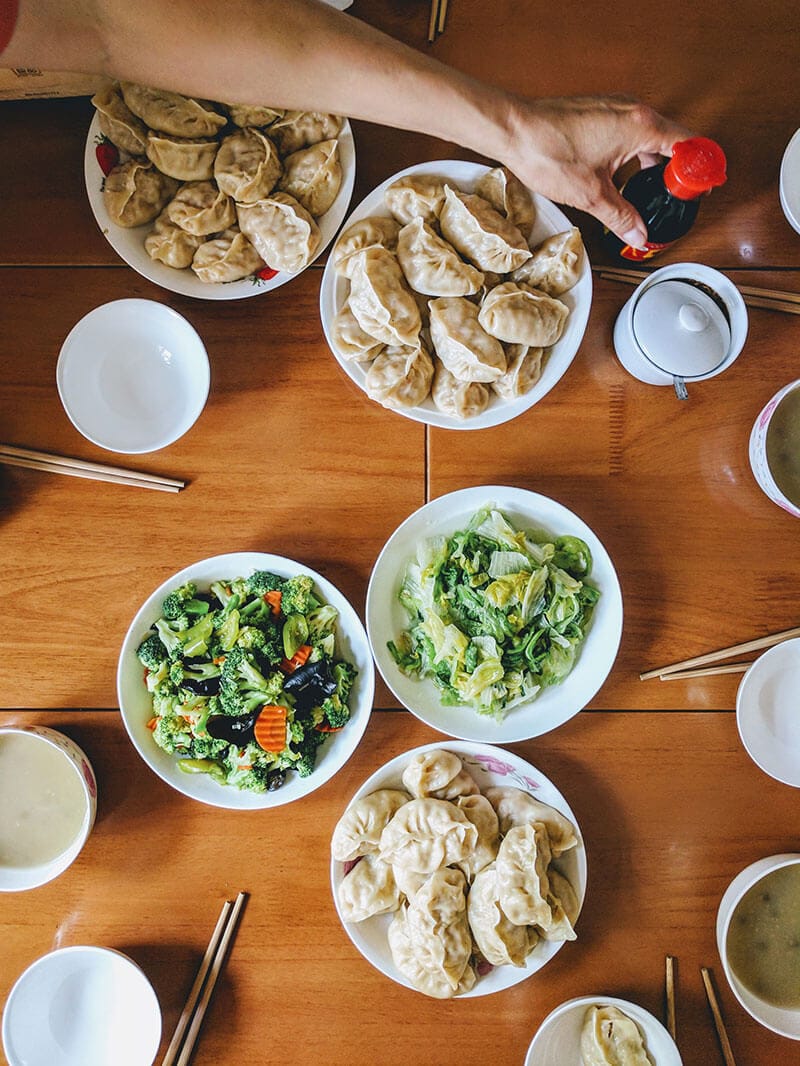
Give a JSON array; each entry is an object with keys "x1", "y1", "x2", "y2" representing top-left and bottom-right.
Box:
[
  {"x1": 136, "y1": 570, "x2": 357, "y2": 792},
  {"x1": 387, "y1": 505, "x2": 600, "y2": 721}
]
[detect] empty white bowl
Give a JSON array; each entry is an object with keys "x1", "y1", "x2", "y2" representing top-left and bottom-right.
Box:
[
  {"x1": 56, "y1": 299, "x2": 210, "y2": 453},
  {"x1": 736, "y1": 638, "x2": 800, "y2": 787},
  {"x1": 2, "y1": 946, "x2": 162, "y2": 1066},
  {"x1": 779, "y1": 128, "x2": 800, "y2": 236}
]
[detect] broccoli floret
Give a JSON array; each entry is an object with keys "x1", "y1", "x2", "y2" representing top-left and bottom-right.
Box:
[
  {"x1": 155, "y1": 618, "x2": 185, "y2": 660},
  {"x1": 293, "y1": 728, "x2": 325, "y2": 778},
  {"x1": 244, "y1": 570, "x2": 284, "y2": 597},
  {"x1": 187, "y1": 733, "x2": 229, "y2": 760},
  {"x1": 137, "y1": 632, "x2": 168, "y2": 671},
  {"x1": 280, "y1": 574, "x2": 319, "y2": 616},
  {"x1": 161, "y1": 582, "x2": 209, "y2": 621},
  {"x1": 152, "y1": 715, "x2": 192, "y2": 754},
  {"x1": 210, "y1": 580, "x2": 234, "y2": 607},
  {"x1": 237, "y1": 626, "x2": 267, "y2": 652},
  {"x1": 320, "y1": 694, "x2": 350, "y2": 729},
  {"x1": 218, "y1": 646, "x2": 277, "y2": 715},
  {"x1": 332, "y1": 660, "x2": 357, "y2": 703},
  {"x1": 151, "y1": 683, "x2": 182, "y2": 719}
]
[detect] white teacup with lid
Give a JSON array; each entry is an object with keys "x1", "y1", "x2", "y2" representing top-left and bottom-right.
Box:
[{"x1": 613, "y1": 262, "x2": 748, "y2": 397}]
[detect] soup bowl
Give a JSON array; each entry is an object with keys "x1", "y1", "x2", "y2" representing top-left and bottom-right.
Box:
[{"x1": 749, "y1": 378, "x2": 800, "y2": 518}]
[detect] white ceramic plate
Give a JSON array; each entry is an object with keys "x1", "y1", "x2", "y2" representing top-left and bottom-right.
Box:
[
  {"x1": 2, "y1": 946, "x2": 161, "y2": 1066},
  {"x1": 85, "y1": 113, "x2": 356, "y2": 300},
  {"x1": 366, "y1": 486, "x2": 623, "y2": 742},
  {"x1": 779, "y1": 128, "x2": 800, "y2": 236},
  {"x1": 524, "y1": 995, "x2": 683, "y2": 1065},
  {"x1": 330, "y1": 740, "x2": 586, "y2": 998},
  {"x1": 56, "y1": 298, "x2": 210, "y2": 453},
  {"x1": 319, "y1": 159, "x2": 592, "y2": 429},
  {"x1": 117, "y1": 551, "x2": 374, "y2": 809},
  {"x1": 736, "y1": 638, "x2": 800, "y2": 788}
]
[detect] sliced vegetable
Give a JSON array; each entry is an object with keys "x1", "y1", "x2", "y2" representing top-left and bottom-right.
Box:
[
  {"x1": 264, "y1": 589, "x2": 282, "y2": 615},
  {"x1": 282, "y1": 612, "x2": 309, "y2": 659},
  {"x1": 254, "y1": 705, "x2": 288, "y2": 752}
]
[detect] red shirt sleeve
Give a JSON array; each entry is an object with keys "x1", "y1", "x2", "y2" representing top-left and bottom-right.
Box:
[{"x1": 0, "y1": 0, "x2": 20, "y2": 56}]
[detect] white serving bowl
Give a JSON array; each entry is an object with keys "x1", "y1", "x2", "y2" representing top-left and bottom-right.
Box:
[
  {"x1": 117, "y1": 551, "x2": 374, "y2": 809},
  {"x1": 0, "y1": 726, "x2": 97, "y2": 892},
  {"x1": 525, "y1": 995, "x2": 683, "y2": 1065},
  {"x1": 736, "y1": 638, "x2": 800, "y2": 787},
  {"x1": 2, "y1": 946, "x2": 161, "y2": 1066},
  {"x1": 716, "y1": 854, "x2": 800, "y2": 1040},
  {"x1": 56, "y1": 299, "x2": 210, "y2": 454},
  {"x1": 85, "y1": 113, "x2": 356, "y2": 300},
  {"x1": 748, "y1": 379, "x2": 800, "y2": 519},
  {"x1": 319, "y1": 159, "x2": 592, "y2": 429},
  {"x1": 779, "y1": 128, "x2": 800, "y2": 236},
  {"x1": 366, "y1": 485, "x2": 623, "y2": 742},
  {"x1": 330, "y1": 740, "x2": 586, "y2": 997}
]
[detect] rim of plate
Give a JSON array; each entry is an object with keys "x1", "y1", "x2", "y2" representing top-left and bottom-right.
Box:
[
  {"x1": 85, "y1": 113, "x2": 356, "y2": 300},
  {"x1": 117, "y1": 551, "x2": 374, "y2": 809},
  {"x1": 366, "y1": 486, "x2": 623, "y2": 743},
  {"x1": 735, "y1": 637, "x2": 800, "y2": 788},
  {"x1": 319, "y1": 159, "x2": 592, "y2": 429},
  {"x1": 330, "y1": 739, "x2": 587, "y2": 998},
  {"x1": 779, "y1": 127, "x2": 800, "y2": 235}
]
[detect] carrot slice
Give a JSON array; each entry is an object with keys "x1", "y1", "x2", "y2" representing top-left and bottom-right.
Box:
[
  {"x1": 146, "y1": 717, "x2": 158, "y2": 731},
  {"x1": 279, "y1": 644, "x2": 312, "y2": 673},
  {"x1": 264, "y1": 589, "x2": 282, "y2": 615},
  {"x1": 253, "y1": 705, "x2": 288, "y2": 753}
]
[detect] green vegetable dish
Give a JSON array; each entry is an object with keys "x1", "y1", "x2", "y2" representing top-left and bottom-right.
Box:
[
  {"x1": 136, "y1": 570, "x2": 357, "y2": 792},
  {"x1": 387, "y1": 505, "x2": 600, "y2": 721}
]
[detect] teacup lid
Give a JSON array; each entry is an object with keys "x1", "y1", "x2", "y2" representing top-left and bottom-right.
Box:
[{"x1": 632, "y1": 279, "x2": 731, "y2": 377}]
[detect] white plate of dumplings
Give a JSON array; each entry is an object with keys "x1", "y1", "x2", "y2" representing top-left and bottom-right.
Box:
[
  {"x1": 319, "y1": 160, "x2": 592, "y2": 429},
  {"x1": 84, "y1": 87, "x2": 355, "y2": 300},
  {"x1": 330, "y1": 741, "x2": 587, "y2": 999}
]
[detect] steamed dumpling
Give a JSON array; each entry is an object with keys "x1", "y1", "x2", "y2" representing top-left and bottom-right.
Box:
[
  {"x1": 214, "y1": 128, "x2": 282, "y2": 203},
  {"x1": 580, "y1": 1006, "x2": 654, "y2": 1066},
  {"x1": 400, "y1": 750, "x2": 465, "y2": 798},
  {"x1": 379, "y1": 797, "x2": 478, "y2": 874},
  {"x1": 226, "y1": 103, "x2": 284, "y2": 128},
  {"x1": 540, "y1": 868, "x2": 579, "y2": 942},
  {"x1": 429, "y1": 297, "x2": 506, "y2": 383},
  {"x1": 384, "y1": 174, "x2": 447, "y2": 225},
  {"x1": 467, "y1": 864, "x2": 538, "y2": 966},
  {"x1": 165, "y1": 181, "x2": 236, "y2": 236},
  {"x1": 396, "y1": 218, "x2": 484, "y2": 297},
  {"x1": 364, "y1": 343, "x2": 434, "y2": 410},
  {"x1": 144, "y1": 210, "x2": 204, "y2": 269},
  {"x1": 236, "y1": 192, "x2": 321, "y2": 273},
  {"x1": 347, "y1": 246, "x2": 422, "y2": 347},
  {"x1": 337, "y1": 853, "x2": 403, "y2": 923},
  {"x1": 330, "y1": 303, "x2": 384, "y2": 362},
  {"x1": 455, "y1": 794, "x2": 499, "y2": 879},
  {"x1": 431, "y1": 364, "x2": 490, "y2": 419},
  {"x1": 438, "y1": 185, "x2": 531, "y2": 273},
  {"x1": 495, "y1": 822, "x2": 553, "y2": 927},
  {"x1": 120, "y1": 83, "x2": 227, "y2": 137},
  {"x1": 475, "y1": 166, "x2": 535, "y2": 235},
  {"x1": 512, "y1": 226, "x2": 585, "y2": 296},
  {"x1": 103, "y1": 160, "x2": 179, "y2": 227},
  {"x1": 478, "y1": 282, "x2": 569, "y2": 347},
  {"x1": 491, "y1": 345, "x2": 545, "y2": 401},
  {"x1": 332, "y1": 217, "x2": 401, "y2": 278},
  {"x1": 191, "y1": 228, "x2": 264, "y2": 283},
  {"x1": 331, "y1": 789, "x2": 410, "y2": 862},
  {"x1": 91, "y1": 84, "x2": 148, "y2": 155},
  {"x1": 270, "y1": 110, "x2": 343, "y2": 155},
  {"x1": 279, "y1": 139, "x2": 342, "y2": 216},
  {"x1": 483, "y1": 786, "x2": 578, "y2": 857},
  {"x1": 145, "y1": 131, "x2": 219, "y2": 182}
]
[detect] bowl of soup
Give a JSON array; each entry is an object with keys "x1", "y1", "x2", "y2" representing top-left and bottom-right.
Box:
[
  {"x1": 749, "y1": 379, "x2": 800, "y2": 518},
  {"x1": 0, "y1": 726, "x2": 97, "y2": 892},
  {"x1": 717, "y1": 853, "x2": 800, "y2": 1039}
]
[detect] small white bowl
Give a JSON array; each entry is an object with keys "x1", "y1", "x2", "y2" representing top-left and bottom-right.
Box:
[
  {"x1": 716, "y1": 854, "x2": 800, "y2": 1040},
  {"x1": 2, "y1": 946, "x2": 162, "y2": 1066},
  {"x1": 779, "y1": 128, "x2": 800, "y2": 236},
  {"x1": 56, "y1": 299, "x2": 210, "y2": 454},
  {"x1": 0, "y1": 726, "x2": 97, "y2": 892},
  {"x1": 748, "y1": 379, "x2": 800, "y2": 519},
  {"x1": 525, "y1": 995, "x2": 683, "y2": 1065},
  {"x1": 736, "y1": 638, "x2": 800, "y2": 787}
]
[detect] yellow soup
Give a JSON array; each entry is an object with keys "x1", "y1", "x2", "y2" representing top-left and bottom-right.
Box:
[
  {"x1": 726, "y1": 863, "x2": 800, "y2": 1009},
  {"x1": 766, "y1": 386, "x2": 800, "y2": 507}
]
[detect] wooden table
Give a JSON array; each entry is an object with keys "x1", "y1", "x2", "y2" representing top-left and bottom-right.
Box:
[{"x1": 1, "y1": 2, "x2": 799, "y2": 1063}]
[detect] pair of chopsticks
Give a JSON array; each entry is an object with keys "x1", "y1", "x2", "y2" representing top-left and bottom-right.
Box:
[
  {"x1": 640, "y1": 624, "x2": 800, "y2": 682},
  {"x1": 427, "y1": 0, "x2": 449, "y2": 42},
  {"x1": 162, "y1": 892, "x2": 248, "y2": 1066},
  {"x1": 595, "y1": 265, "x2": 800, "y2": 315},
  {"x1": 664, "y1": 957, "x2": 738, "y2": 1065},
  {"x1": 0, "y1": 443, "x2": 185, "y2": 494}
]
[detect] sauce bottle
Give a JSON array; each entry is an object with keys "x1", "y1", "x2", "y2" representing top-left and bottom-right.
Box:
[{"x1": 604, "y1": 137, "x2": 727, "y2": 261}]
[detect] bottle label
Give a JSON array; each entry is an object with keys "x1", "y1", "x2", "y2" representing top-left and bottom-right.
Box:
[{"x1": 619, "y1": 240, "x2": 673, "y2": 261}]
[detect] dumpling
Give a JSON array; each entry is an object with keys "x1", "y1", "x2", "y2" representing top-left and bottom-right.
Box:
[
  {"x1": 478, "y1": 282, "x2": 569, "y2": 347},
  {"x1": 279, "y1": 139, "x2": 342, "y2": 216},
  {"x1": 214, "y1": 128, "x2": 282, "y2": 203},
  {"x1": 455, "y1": 793, "x2": 499, "y2": 879},
  {"x1": 483, "y1": 786, "x2": 578, "y2": 857},
  {"x1": 145, "y1": 131, "x2": 219, "y2": 182},
  {"x1": 540, "y1": 868, "x2": 579, "y2": 942},
  {"x1": 103, "y1": 160, "x2": 179, "y2": 227},
  {"x1": 165, "y1": 181, "x2": 236, "y2": 236},
  {"x1": 495, "y1": 822, "x2": 553, "y2": 927},
  {"x1": 378, "y1": 797, "x2": 478, "y2": 874},
  {"x1": 236, "y1": 192, "x2": 321, "y2": 273},
  {"x1": 120, "y1": 83, "x2": 227, "y2": 137},
  {"x1": 144, "y1": 210, "x2": 204, "y2": 269},
  {"x1": 332, "y1": 217, "x2": 401, "y2": 278},
  {"x1": 438, "y1": 185, "x2": 531, "y2": 273},
  {"x1": 384, "y1": 174, "x2": 447, "y2": 225},
  {"x1": 191, "y1": 228, "x2": 264, "y2": 283},
  {"x1": 337, "y1": 854, "x2": 403, "y2": 923},
  {"x1": 580, "y1": 1006, "x2": 654, "y2": 1066},
  {"x1": 388, "y1": 904, "x2": 476, "y2": 999},
  {"x1": 467, "y1": 864, "x2": 538, "y2": 967},
  {"x1": 492, "y1": 345, "x2": 544, "y2": 401},
  {"x1": 364, "y1": 343, "x2": 434, "y2": 410},
  {"x1": 512, "y1": 226, "x2": 585, "y2": 296},
  {"x1": 226, "y1": 103, "x2": 284, "y2": 128},
  {"x1": 475, "y1": 166, "x2": 535, "y2": 236},
  {"x1": 347, "y1": 246, "x2": 422, "y2": 347},
  {"x1": 431, "y1": 365, "x2": 490, "y2": 420},
  {"x1": 270, "y1": 110, "x2": 343, "y2": 155},
  {"x1": 330, "y1": 303, "x2": 384, "y2": 362},
  {"x1": 429, "y1": 297, "x2": 506, "y2": 383},
  {"x1": 91, "y1": 84, "x2": 148, "y2": 155},
  {"x1": 331, "y1": 789, "x2": 410, "y2": 862},
  {"x1": 396, "y1": 218, "x2": 484, "y2": 297},
  {"x1": 392, "y1": 865, "x2": 429, "y2": 901},
  {"x1": 400, "y1": 750, "x2": 464, "y2": 798}
]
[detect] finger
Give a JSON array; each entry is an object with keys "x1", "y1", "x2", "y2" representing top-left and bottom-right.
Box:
[
  {"x1": 637, "y1": 151, "x2": 662, "y2": 169},
  {"x1": 591, "y1": 177, "x2": 648, "y2": 247}
]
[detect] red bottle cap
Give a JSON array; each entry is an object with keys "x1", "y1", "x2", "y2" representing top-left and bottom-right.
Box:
[{"x1": 663, "y1": 137, "x2": 727, "y2": 200}]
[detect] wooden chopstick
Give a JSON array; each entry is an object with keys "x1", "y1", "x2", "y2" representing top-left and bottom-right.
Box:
[
  {"x1": 595, "y1": 267, "x2": 800, "y2": 315},
  {"x1": 0, "y1": 444, "x2": 185, "y2": 493},
  {"x1": 701, "y1": 966, "x2": 739, "y2": 1066},
  {"x1": 437, "y1": 0, "x2": 449, "y2": 33},
  {"x1": 665, "y1": 955, "x2": 677, "y2": 1042},
  {"x1": 657, "y1": 661, "x2": 753, "y2": 681},
  {"x1": 639, "y1": 625, "x2": 800, "y2": 681},
  {"x1": 427, "y1": 0, "x2": 441, "y2": 42},
  {"x1": 164, "y1": 891, "x2": 248, "y2": 1066}
]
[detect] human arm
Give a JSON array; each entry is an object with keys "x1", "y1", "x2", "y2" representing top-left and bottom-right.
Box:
[{"x1": 4, "y1": 0, "x2": 690, "y2": 243}]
